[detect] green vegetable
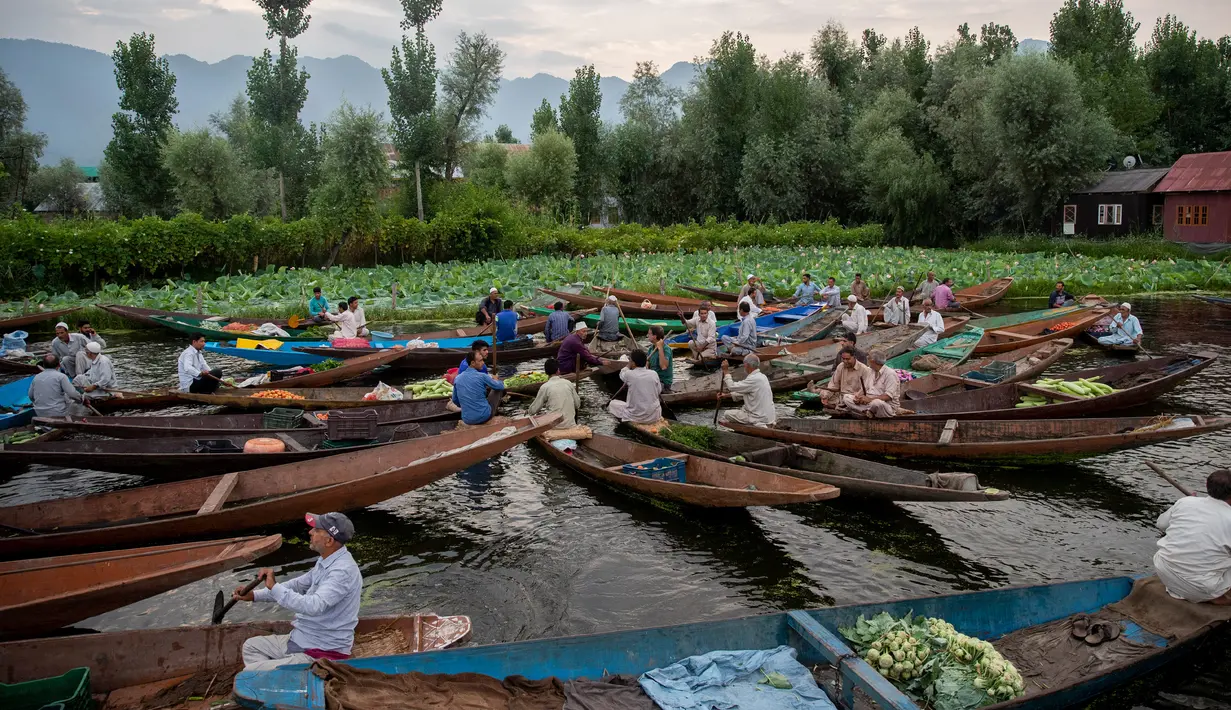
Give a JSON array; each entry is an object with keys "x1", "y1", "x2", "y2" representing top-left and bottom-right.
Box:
[
  {"x1": 661, "y1": 424, "x2": 717, "y2": 452},
  {"x1": 759, "y1": 670, "x2": 792, "y2": 689},
  {"x1": 313, "y1": 359, "x2": 345, "y2": 371}
]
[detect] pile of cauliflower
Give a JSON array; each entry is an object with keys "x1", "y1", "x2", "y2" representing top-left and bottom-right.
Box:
[{"x1": 841, "y1": 612, "x2": 1026, "y2": 709}]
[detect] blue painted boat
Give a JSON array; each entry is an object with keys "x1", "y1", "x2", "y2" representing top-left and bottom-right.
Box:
[
  {"x1": 206, "y1": 335, "x2": 488, "y2": 368},
  {"x1": 234, "y1": 576, "x2": 1215, "y2": 710},
  {"x1": 668, "y1": 304, "x2": 826, "y2": 346},
  {"x1": 0, "y1": 376, "x2": 35, "y2": 431}
]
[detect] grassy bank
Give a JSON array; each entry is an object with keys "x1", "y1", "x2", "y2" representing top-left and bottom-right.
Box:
[{"x1": 963, "y1": 233, "x2": 1205, "y2": 261}]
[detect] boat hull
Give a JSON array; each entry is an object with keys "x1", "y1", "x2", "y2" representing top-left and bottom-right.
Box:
[{"x1": 0, "y1": 306, "x2": 83, "y2": 331}]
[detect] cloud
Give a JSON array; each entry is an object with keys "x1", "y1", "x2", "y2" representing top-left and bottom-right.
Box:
[{"x1": 321, "y1": 21, "x2": 396, "y2": 49}]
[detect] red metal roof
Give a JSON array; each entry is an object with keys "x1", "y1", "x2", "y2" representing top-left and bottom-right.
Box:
[{"x1": 1154, "y1": 151, "x2": 1231, "y2": 193}]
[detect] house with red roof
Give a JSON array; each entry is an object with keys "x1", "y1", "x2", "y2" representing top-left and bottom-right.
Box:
[{"x1": 1154, "y1": 151, "x2": 1231, "y2": 243}]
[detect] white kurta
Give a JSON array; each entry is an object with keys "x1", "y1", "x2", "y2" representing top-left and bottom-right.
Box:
[
  {"x1": 737, "y1": 295, "x2": 762, "y2": 318},
  {"x1": 1154, "y1": 496, "x2": 1231, "y2": 602},
  {"x1": 722, "y1": 369, "x2": 776, "y2": 426},
  {"x1": 883, "y1": 297, "x2": 911, "y2": 326},
  {"x1": 841, "y1": 304, "x2": 869, "y2": 334},
  {"x1": 914, "y1": 310, "x2": 945, "y2": 347},
  {"x1": 73, "y1": 353, "x2": 116, "y2": 395},
  {"x1": 686, "y1": 310, "x2": 719, "y2": 357}
]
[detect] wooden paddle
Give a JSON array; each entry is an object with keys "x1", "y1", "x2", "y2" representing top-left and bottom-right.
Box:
[
  {"x1": 213, "y1": 574, "x2": 264, "y2": 624},
  {"x1": 606, "y1": 284, "x2": 643, "y2": 351},
  {"x1": 576, "y1": 354, "x2": 583, "y2": 409},
  {"x1": 714, "y1": 361, "x2": 728, "y2": 425},
  {"x1": 1108, "y1": 316, "x2": 1152, "y2": 359},
  {"x1": 1146, "y1": 461, "x2": 1198, "y2": 497}
]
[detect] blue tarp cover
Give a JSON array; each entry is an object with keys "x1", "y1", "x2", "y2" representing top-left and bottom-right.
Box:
[{"x1": 639, "y1": 645, "x2": 837, "y2": 710}]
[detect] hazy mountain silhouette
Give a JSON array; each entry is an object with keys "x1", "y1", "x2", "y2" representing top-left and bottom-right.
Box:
[{"x1": 0, "y1": 38, "x2": 700, "y2": 165}]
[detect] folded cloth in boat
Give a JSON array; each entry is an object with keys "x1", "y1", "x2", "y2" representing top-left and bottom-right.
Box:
[
  {"x1": 638, "y1": 645, "x2": 835, "y2": 710},
  {"x1": 551, "y1": 439, "x2": 578, "y2": 453},
  {"x1": 253, "y1": 323, "x2": 290, "y2": 337},
  {"x1": 311, "y1": 659, "x2": 566, "y2": 709},
  {"x1": 563, "y1": 675, "x2": 657, "y2": 710},
  {"x1": 544, "y1": 425, "x2": 593, "y2": 442},
  {"x1": 926, "y1": 472, "x2": 981, "y2": 492},
  {"x1": 1106, "y1": 576, "x2": 1231, "y2": 640}
]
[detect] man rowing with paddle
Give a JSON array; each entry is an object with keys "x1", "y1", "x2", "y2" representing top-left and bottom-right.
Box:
[
  {"x1": 235, "y1": 512, "x2": 362, "y2": 670},
  {"x1": 1154, "y1": 470, "x2": 1231, "y2": 605},
  {"x1": 1097, "y1": 302, "x2": 1143, "y2": 348}
]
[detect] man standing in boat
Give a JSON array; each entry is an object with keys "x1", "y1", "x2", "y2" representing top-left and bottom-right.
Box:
[
  {"x1": 1153, "y1": 470, "x2": 1231, "y2": 605},
  {"x1": 235, "y1": 512, "x2": 363, "y2": 670}
]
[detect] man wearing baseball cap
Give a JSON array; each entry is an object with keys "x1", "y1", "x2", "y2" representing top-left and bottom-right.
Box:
[{"x1": 235, "y1": 511, "x2": 363, "y2": 670}]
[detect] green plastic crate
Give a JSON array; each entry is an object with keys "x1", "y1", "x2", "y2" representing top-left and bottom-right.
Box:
[{"x1": 0, "y1": 667, "x2": 92, "y2": 710}]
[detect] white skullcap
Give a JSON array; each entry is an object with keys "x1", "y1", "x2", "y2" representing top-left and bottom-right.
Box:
[
  {"x1": 607, "y1": 295, "x2": 617, "y2": 302},
  {"x1": 847, "y1": 294, "x2": 858, "y2": 302},
  {"x1": 574, "y1": 321, "x2": 588, "y2": 331},
  {"x1": 1120, "y1": 302, "x2": 1131, "y2": 310},
  {"x1": 55, "y1": 322, "x2": 69, "y2": 330},
  {"x1": 746, "y1": 274, "x2": 755, "y2": 280},
  {"x1": 86, "y1": 341, "x2": 102, "y2": 354},
  {"x1": 489, "y1": 287, "x2": 499, "y2": 294}
]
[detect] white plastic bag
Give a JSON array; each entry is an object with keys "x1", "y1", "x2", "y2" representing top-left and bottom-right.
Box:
[{"x1": 366, "y1": 382, "x2": 404, "y2": 401}]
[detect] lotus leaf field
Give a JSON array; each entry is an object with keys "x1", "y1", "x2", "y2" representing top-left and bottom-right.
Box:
[{"x1": 3, "y1": 246, "x2": 1229, "y2": 321}]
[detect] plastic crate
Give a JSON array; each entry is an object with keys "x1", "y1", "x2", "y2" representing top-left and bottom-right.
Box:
[
  {"x1": 328, "y1": 409, "x2": 379, "y2": 440},
  {"x1": 622, "y1": 457, "x2": 686, "y2": 483},
  {"x1": 262, "y1": 408, "x2": 303, "y2": 430},
  {"x1": 0, "y1": 666, "x2": 91, "y2": 710},
  {"x1": 967, "y1": 360, "x2": 1017, "y2": 384},
  {"x1": 193, "y1": 439, "x2": 243, "y2": 453}
]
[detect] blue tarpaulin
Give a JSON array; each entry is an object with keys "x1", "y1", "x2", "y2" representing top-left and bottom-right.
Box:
[{"x1": 639, "y1": 645, "x2": 837, "y2": 710}]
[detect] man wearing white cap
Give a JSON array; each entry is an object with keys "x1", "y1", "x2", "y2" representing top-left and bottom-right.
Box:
[
  {"x1": 738, "y1": 275, "x2": 766, "y2": 316},
  {"x1": 72, "y1": 341, "x2": 116, "y2": 397},
  {"x1": 49, "y1": 320, "x2": 104, "y2": 380},
  {"x1": 1098, "y1": 303, "x2": 1143, "y2": 347},
  {"x1": 556, "y1": 321, "x2": 607, "y2": 374},
  {"x1": 592, "y1": 294, "x2": 625, "y2": 355},
  {"x1": 841, "y1": 294, "x2": 869, "y2": 334},
  {"x1": 476, "y1": 287, "x2": 503, "y2": 326},
  {"x1": 235, "y1": 511, "x2": 363, "y2": 671}
]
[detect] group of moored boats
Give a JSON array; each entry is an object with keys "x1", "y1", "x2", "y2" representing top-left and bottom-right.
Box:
[{"x1": 1, "y1": 283, "x2": 1230, "y2": 709}]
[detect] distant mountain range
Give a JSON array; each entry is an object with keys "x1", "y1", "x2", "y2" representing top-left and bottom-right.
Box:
[
  {"x1": 0, "y1": 37, "x2": 1052, "y2": 166},
  {"x1": 0, "y1": 39, "x2": 698, "y2": 165}
]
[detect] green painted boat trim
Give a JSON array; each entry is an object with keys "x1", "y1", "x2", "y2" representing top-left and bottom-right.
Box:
[
  {"x1": 529, "y1": 307, "x2": 734, "y2": 334},
  {"x1": 974, "y1": 304, "x2": 1088, "y2": 330},
  {"x1": 884, "y1": 326, "x2": 985, "y2": 377}
]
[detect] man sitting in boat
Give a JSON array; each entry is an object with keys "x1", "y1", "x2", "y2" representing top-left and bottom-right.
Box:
[
  {"x1": 835, "y1": 330, "x2": 867, "y2": 364},
  {"x1": 915, "y1": 271, "x2": 938, "y2": 303},
  {"x1": 720, "y1": 301, "x2": 757, "y2": 356},
  {"x1": 811, "y1": 346, "x2": 872, "y2": 408},
  {"x1": 719, "y1": 355, "x2": 775, "y2": 426},
  {"x1": 883, "y1": 286, "x2": 911, "y2": 326},
  {"x1": 841, "y1": 294, "x2": 869, "y2": 335},
  {"x1": 477, "y1": 287, "x2": 502, "y2": 326},
  {"x1": 933, "y1": 278, "x2": 958, "y2": 310},
  {"x1": 1049, "y1": 281, "x2": 1075, "y2": 308},
  {"x1": 527, "y1": 358, "x2": 580, "y2": 428},
  {"x1": 1153, "y1": 469, "x2": 1231, "y2": 605},
  {"x1": 592, "y1": 295, "x2": 626, "y2": 356},
  {"x1": 819, "y1": 276, "x2": 841, "y2": 308},
  {"x1": 308, "y1": 287, "x2": 330, "y2": 324},
  {"x1": 495, "y1": 300, "x2": 520, "y2": 343},
  {"x1": 235, "y1": 512, "x2": 362, "y2": 670},
  {"x1": 72, "y1": 341, "x2": 116, "y2": 398},
  {"x1": 544, "y1": 301, "x2": 573, "y2": 342},
  {"x1": 682, "y1": 302, "x2": 719, "y2": 360},
  {"x1": 51, "y1": 320, "x2": 104, "y2": 380},
  {"x1": 850, "y1": 273, "x2": 870, "y2": 302},
  {"x1": 449, "y1": 349, "x2": 505, "y2": 425},
  {"x1": 842, "y1": 350, "x2": 899, "y2": 418},
  {"x1": 647, "y1": 325, "x2": 674, "y2": 392},
  {"x1": 456, "y1": 340, "x2": 489, "y2": 374},
  {"x1": 914, "y1": 299, "x2": 945, "y2": 348},
  {"x1": 29, "y1": 354, "x2": 87, "y2": 418},
  {"x1": 1097, "y1": 303, "x2": 1143, "y2": 348},
  {"x1": 738, "y1": 275, "x2": 765, "y2": 317},
  {"x1": 178, "y1": 335, "x2": 225, "y2": 394},
  {"x1": 792, "y1": 273, "x2": 819, "y2": 306},
  {"x1": 607, "y1": 350, "x2": 662, "y2": 424},
  {"x1": 557, "y1": 322, "x2": 607, "y2": 374}
]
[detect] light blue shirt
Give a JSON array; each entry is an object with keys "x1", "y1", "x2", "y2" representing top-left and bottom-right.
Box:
[
  {"x1": 545, "y1": 310, "x2": 573, "y2": 342},
  {"x1": 819, "y1": 285, "x2": 841, "y2": 308},
  {"x1": 1112, "y1": 313, "x2": 1143, "y2": 340},
  {"x1": 793, "y1": 281, "x2": 819, "y2": 304},
  {"x1": 451, "y1": 367, "x2": 505, "y2": 424},
  {"x1": 597, "y1": 305, "x2": 621, "y2": 341},
  {"x1": 253, "y1": 546, "x2": 362, "y2": 654},
  {"x1": 734, "y1": 314, "x2": 758, "y2": 350}
]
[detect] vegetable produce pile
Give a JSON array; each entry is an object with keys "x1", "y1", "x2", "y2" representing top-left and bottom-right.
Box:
[
  {"x1": 661, "y1": 424, "x2": 717, "y2": 452},
  {"x1": 1017, "y1": 376, "x2": 1117, "y2": 407},
  {"x1": 198, "y1": 320, "x2": 223, "y2": 331},
  {"x1": 313, "y1": 359, "x2": 345, "y2": 371},
  {"x1": 1, "y1": 430, "x2": 40, "y2": 445},
  {"x1": 252, "y1": 389, "x2": 303, "y2": 400},
  {"x1": 840, "y1": 611, "x2": 1026, "y2": 709},
  {"x1": 504, "y1": 371, "x2": 549, "y2": 388},
  {"x1": 1038, "y1": 321, "x2": 1077, "y2": 335},
  {"x1": 405, "y1": 379, "x2": 453, "y2": 398},
  {"x1": 222, "y1": 322, "x2": 257, "y2": 333}
]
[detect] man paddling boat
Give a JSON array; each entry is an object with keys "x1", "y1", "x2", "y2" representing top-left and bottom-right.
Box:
[
  {"x1": 883, "y1": 286, "x2": 911, "y2": 325},
  {"x1": 1154, "y1": 470, "x2": 1231, "y2": 605},
  {"x1": 819, "y1": 277, "x2": 841, "y2": 308},
  {"x1": 477, "y1": 287, "x2": 502, "y2": 326},
  {"x1": 527, "y1": 358, "x2": 580, "y2": 428},
  {"x1": 1098, "y1": 303, "x2": 1143, "y2": 347},
  {"x1": 308, "y1": 287, "x2": 330, "y2": 323},
  {"x1": 607, "y1": 350, "x2": 662, "y2": 424},
  {"x1": 915, "y1": 271, "x2": 939, "y2": 302},
  {"x1": 557, "y1": 322, "x2": 606, "y2": 375},
  {"x1": 235, "y1": 512, "x2": 363, "y2": 670},
  {"x1": 719, "y1": 355, "x2": 775, "y2": 426},
  {"x1": 933, "y1": 278, "x2": 958, "y2": 310},
  {"x1": 720, "y1": 301, "x2": 757, "y2": 356},
  {"x1": 593, "y1": 295, "x2": 626, "y2": 355},
  {"x1": 544, "y1": 301, "x2": 573, "y2": 342}
]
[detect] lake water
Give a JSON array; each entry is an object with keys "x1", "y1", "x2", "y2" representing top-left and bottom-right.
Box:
[{"x1": 3, "y1": 295, "x2": 1230, "y2": 707}]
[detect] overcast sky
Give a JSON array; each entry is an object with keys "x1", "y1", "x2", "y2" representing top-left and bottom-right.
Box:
[{"x1": 1, "y1": 0, "x2": 1228, "y2": 79}]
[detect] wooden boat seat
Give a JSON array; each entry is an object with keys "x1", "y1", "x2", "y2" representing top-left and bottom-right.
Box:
[
  {"x1": 986, "y1": 329, "x2": 1037, "y2": 341},
  {"x1": 771, "y1": 313, "x2": 807, "y2": 323},
  {"x1": 605, "y1": 454, "x2": 687, "y2": 473},
  {"x1": 275, "y1": 434, "x2": 308, "y2": 452},
  {"x1": 197, "y1": 473, "x2": 239, "y2": 515},
  {"x1": 938, "y1": 419, "x2": 958, "y2": 445},
  {"x1": 928, "y1": 372, "x2": 993, "y2": 388}
]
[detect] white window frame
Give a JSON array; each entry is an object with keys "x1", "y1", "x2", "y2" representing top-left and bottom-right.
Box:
[
  {"x1": 1063, "y1": 205, "x2": 1077, "y2": 224},
  {"x1": 1152, "y1": 204, "x2": 1164, "y2": 226},
  {"x1": 1097, "y1": 204, "x2": 1122, "y2": 226}
]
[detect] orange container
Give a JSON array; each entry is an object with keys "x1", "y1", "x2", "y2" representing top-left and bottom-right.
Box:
[{"x1": 243, "y1": 437, "x2": 287, "y2": 453}]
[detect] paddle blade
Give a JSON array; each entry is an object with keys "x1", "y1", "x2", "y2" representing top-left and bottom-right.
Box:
[
  {"x1": 211, "y1": 589, "x2": 226, "y2": 625},
  {"x1": 288, "y1": 314, "x2": 301, "y2": 329}
]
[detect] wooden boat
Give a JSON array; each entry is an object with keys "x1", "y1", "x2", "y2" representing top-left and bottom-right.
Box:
[
  {"x1": 590, "y1": 285, "x2": 738, "y2": 311},
  {"x1": 904, "y1": 338, "x2": 1072, "y2": 398},
  {"x1": 758, "y1": 305, "x2": 846, "y2": 343},
  {"x1": 177, "y1": 387, "x2": 417, "y2": 411},
  {"x1": 528, "y1": 306, "x2": 725, "y2": 336},
  {"x1": 973, "y1": 303, "x2": 1091, "y2": 330},
  {"x1": 0, "y1": 535, "x2": 282, "y2": 639},
  {"x1": 724, "y1": 414, "x2": 1231, "y2": 463},
  {"x1": 665, "y1": 324, "x2": 926, "y2": 407},
  {"x1": 0, "y1": 615, "x2": 471, "y2": 708},
  {"x1": 89, "y1": 390, "x2": 189, "y2": 413},
  {"x1": 697, "y1": 332, "x2": 848, "y2": 368},
  {"x1": 1080, "y1": 312, "x2": 1142, "y2": 355},
  {"x1": 35, "y1": 393, "x2": 494, "y2": 438},
  {"x1": 539, "y1": 288, "x2": 738, "y2": 319},
  {"x1": 99, "y1": 304, "x2": 292, "y2": 329},
  {"x1": 295, "y1": 337, "x2": 561, "y2": 371},
  {"x1": 0, "y1": 357, "x2": 39, "y2": 376},
  {"x1": 0, "y1": 414, "x2": 560, "y2": 559},
  {"x1": 917, "y1": 276, "x2": 1013, "y2": 310},
  {"x1": 535, "y1": 433, "x2": 838, "y2": 507},
  {"x1": 628, "y1": 424, "x2": 1009, "y2": 502},
  {"x1": 235, "y1": 575, "x2": 1228, "y2": 710},
  {"x1": 1192, "y1": 294, "x2": 1231, "y2": 310},
  {"x1": 884, "y1": 326, "x2": 985, "y2": 377},
  {"x1": 679, "y1": 283, "x2": 782, "y2": 303},
  {"x1": 150, "y1": 315, "x2": 327, "y2": 343},
  {"x1": 896, "y1": 352, "x2": 1216, "y2": 420},
  {"x1": 972, "y1": 308, "x2": 1108, "y2": 355},
  {"x1": 0, "y1": 421, "x2": 459, "y2": 477},
  {"x1": 0, "y1": 376, "x2": 33, "y2": 432},
  {"x1": 239, "y1": 346, "x2": 411, "y2": 389},
  {"x1": 0, "y1": 306, "x2": 82, "y2": 332}
]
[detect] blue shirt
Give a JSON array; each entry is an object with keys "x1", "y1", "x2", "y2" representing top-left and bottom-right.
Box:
[
  {"x1": 793, "y1": 281, "x2": 819, "y2": 303},
  {"x1": 253, "y1": 546, "x2": 362, "y2": 654},
  {"x1": 545, "y1": 310, "x2": 572, "y2": 342},
  {"x1": 495, "y1": 310, "x2": 519, "y2": 342},
  {"x1": 1112, "y1": 313, "x2": 1143, "y2": 340},
  {"x1": 451, "y1": 367, "x2": 505, "y2": 424},
  {"x1": 457, "y1": 358, "x2": 488, "y2": 374},
  {"x1": 308, "y1": 295, "x2": 329, "y2": 315}
]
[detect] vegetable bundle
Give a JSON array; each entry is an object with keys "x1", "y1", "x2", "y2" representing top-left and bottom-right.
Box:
[
  {"x1": 840, "y1": 611, "x2": 1025, "y2": 710},
  {"x1": 661, "y1": 424, "x2": 717, "y2": 452},
  {"x1": 252, "y1": 389, "x2": 303, "y2": 399},
  {"x1": 1017, "y1": 376, "x2": 1117, "y2": 407},
  {"x1": 405, "y1": 379, "x2": 453, "y2": 399},
  {"x1": 504, "y1": 371, "x2": 549, "y2": 388},
  {"x1": 313, "y1": 359, "x2": 345, "y2": 372}
]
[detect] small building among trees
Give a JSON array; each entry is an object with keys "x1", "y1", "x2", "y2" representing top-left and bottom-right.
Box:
[
  {"x1": 1055, "y1": 167, "x2": 1169, "y2": 237},
  {"x1": 1155, "y1": 151, "x2": 1231, "y2": 244}
]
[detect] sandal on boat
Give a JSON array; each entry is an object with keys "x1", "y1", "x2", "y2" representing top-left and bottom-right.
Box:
[
  {"x1": 1070, "y1": 615, "x2": 1092, "y2": 639},
  {"x1": 1102, "y1": 621, "x2": 1121, "y2": 641}
]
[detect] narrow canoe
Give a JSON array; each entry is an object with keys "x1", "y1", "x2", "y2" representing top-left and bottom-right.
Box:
[
  {"x1": 668, "y1": 304, "x2": 826, "y2": 346},
  {"x1": 973, "y1": 308, "x2": 1108, "y2": 355},
  {"x1": 723, "y1": 414, "x2": 1231, "y2": 462},
  {"x1": 0, "y1": 413, "x2": 560, "y2": 559},
  {"x1": 539, "y1": 288, "x2": 739, "y2": 319},
  {"x1": 207, "y1": 335, "x2": 499, "y2": 367},
  {"x1": 679, "y1": 283, "x2": 783, "y2": 303},
  {"x1": 0, "y1": 376, "x2": 34, "y2": 432},
  {"x1": 627, "y1": 424, "x2": 1009, "y2": 502},
  {"x1": 0, "y1": 306, "x2": 82, "y2": 332},
  {"x1": 590, "y1": 285, "x2": 738, "y2": 311},
  {"x1": 294, "y1": 338, "x2": 561, "y2": 371},
  {"x1": 239, "y1": 346, "x2": 411, "y2": 389},
  {"x1": 0, "y1": 535, "x2": 282, "y2": 639},
  {"x1": 973, "y1": 303, "x2": 1092, "y2": 330},
  {"x1": 236, "y1": 576, "x2": 1224, "y2": 710},
  {"x1": 905, "y1": 338, "x2": 1073, "y2": 398},
  {"x1": 535, "y1": 433, "x2": 838, "y2": 507},
  {"x1": 759, "y1": 305, "x2": 846, "y2": 342},
  {"x1": 896, "y1": 352, "x2": 1216, "y2": 420},
  {"x1": 0, "y1": 615, "x2": 471, "y2": 707},
  {"x1": 88, "y1": 390, "x2": 189, "y2": 413},
  {"x1": 885, "y1": 326, "x2": 985, "y2": 377},
  {"x1": 528, "y1": 306, "x2": 718, "y2": 336},
  {"x1": 916, "y1": 276, "x2": 1014, "y2": 309},
  {"x1": 1192, "y1": 294, "x2": 1231, "y2": 310},
  {"x1": 696, "y1": 332, "x2": 850, "y2": 368},
  {"x1": 1080, "y1": 312, "x2": 1142, "y2": 355},
  {"x1": 0, "y1": 358, "x2": 39, "y2": 376},
  {"x1": 0, "y1": 421, "x2": 460, "y2": 477},
  {"x1": 35, "y1": 393, "x2": 492, "y2": 438},
  {"x1": 150, "y1": 315, "x2": 324, "y2": 343},
  {"x1": 98, "y1": 305, "x2": 292, "y2": 329}
]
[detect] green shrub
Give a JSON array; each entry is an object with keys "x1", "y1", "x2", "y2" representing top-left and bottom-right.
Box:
[{"x1": 964, "y1": 233, "x2": 1197, "y2": 261}]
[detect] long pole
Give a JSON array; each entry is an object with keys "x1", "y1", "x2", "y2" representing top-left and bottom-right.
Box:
[
  {"x1": 576, "y1": 353, "x2": 583, "y2": 409},
  {"x1": 607, "y1": 284, "x2": 641, "y2": 351},
  {"x1": 1146, "y1": 462, "x2": 1196, "y2": 497}
]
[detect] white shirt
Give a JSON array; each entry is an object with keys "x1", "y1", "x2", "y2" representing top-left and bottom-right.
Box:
[
  {"x1": 73, "y1": 353, "x2": 116, "y2": 393},
  {"x1": 819, "y1": 285, "x2": 841, "y2": 308},
  {"x1": 326, "y1": 310, "x2": 364, "y2": 339},
  {"x1": 1154, "y1": 496, "x2": 1231, "y2": 602},
  {"x1": 178, "y1": 345, "x2": 211, "y2": 391},
  {"x1": 916, "y1": 279, "x2": 938, "y2": 302},
  {"x1": 686, "y1": 310, "x2": 718, "y2": 344},
  {"x1": 842, "y1": 303, "x2": 869, "y2": 334},
  {"x1": 867, "y1": 365, "x2": 900, "y2": 407},
  {"x1": 724, "y1": 369, "x2": 776, "y2": 425},
  {"x1": 738, "y1": 295, "x2": 762, "y2": 318},
  {"x1": 253, "y1": 546, "x2": 363, "y2": 654},
  {"x1": 619, "y1": 367, "x2": 663, "y2": 423},
  {"x1": 884, "y1": 296, "x2": 911, "y2": 326},
  {"x1": 914, "y1": 310, "x2": 945, "y2": 347}
]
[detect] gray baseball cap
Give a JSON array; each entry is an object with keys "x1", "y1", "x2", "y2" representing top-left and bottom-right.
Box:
[{"x1": 305, "y1": 512, "x2": 354, "y2": 543}]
